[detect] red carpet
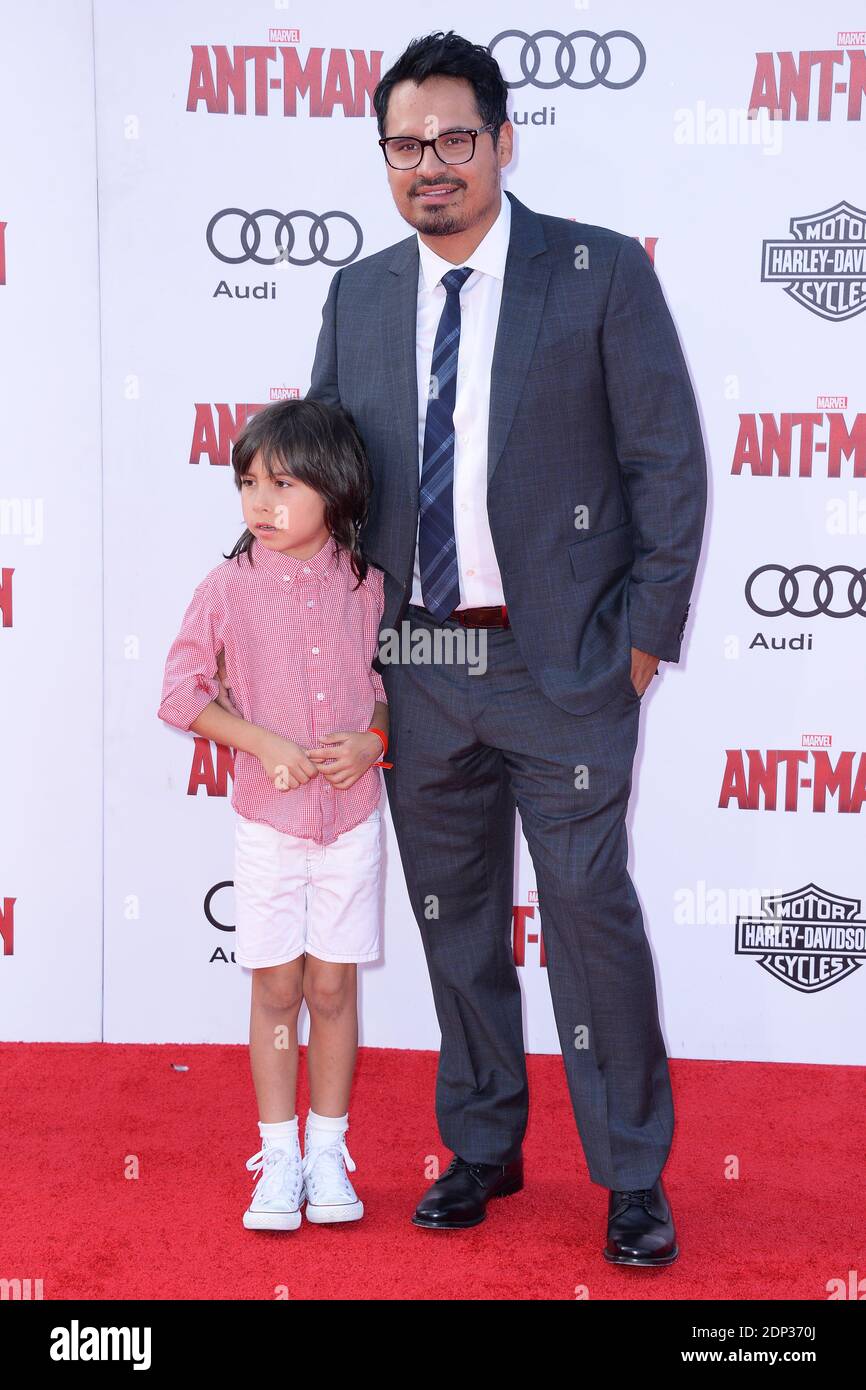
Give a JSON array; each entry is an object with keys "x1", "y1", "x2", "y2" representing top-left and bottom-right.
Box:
[{"x1": 0, "y1": 1043, "x2": 859, "y2": 1300}]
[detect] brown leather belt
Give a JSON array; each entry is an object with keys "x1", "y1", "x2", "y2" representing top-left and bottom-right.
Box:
[{"x1": 410, "y1": 603, "x2": 510, "y2": 629}]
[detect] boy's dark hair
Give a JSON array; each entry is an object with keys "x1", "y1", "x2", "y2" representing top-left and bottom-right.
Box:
[
  {"x1": 372, "y1": 29, "x2": 509, "y2": 144},
  {"x1": 224, "y1": 398, "x2": 372, "y2": 588}
]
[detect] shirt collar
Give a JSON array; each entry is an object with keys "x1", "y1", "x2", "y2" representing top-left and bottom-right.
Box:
[
  {"x1": 248, "y1": 532, "x2": 339, "y2": 587},
  {"x1": 417, "y1": 187, "x2": 512, "y2": 292}
]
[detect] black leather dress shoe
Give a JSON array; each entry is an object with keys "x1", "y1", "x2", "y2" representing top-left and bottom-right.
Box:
[
  {"x1": 411, "y1": 1154, "x2": 524, "y2": 1229},
  {"x1": 603, "y1": 1177, "x2": 679, "y2": 1266}
]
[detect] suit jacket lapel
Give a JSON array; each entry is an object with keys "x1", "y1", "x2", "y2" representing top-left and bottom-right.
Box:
[
  {"x1": 384, "y1": 235, "x2": 422, "y2": 505},
  {"x1": 488, "y1": 191, "x2": 550, "y2": 485}
]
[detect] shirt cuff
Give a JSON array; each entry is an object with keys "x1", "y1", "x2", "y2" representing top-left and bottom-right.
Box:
[{"x1": 157, "y1": 674, "x2": 220, "y2": 731}]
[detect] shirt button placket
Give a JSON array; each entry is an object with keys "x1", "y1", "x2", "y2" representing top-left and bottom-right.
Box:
[{"x1": 302, "y1": 571, "x2": 332, "y2": 845}]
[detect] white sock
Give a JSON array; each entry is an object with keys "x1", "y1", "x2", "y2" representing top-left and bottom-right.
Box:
[
  {"x1": 305, "y1": 1110, "x2": 348, "y2": 1149},
  {"x1": 259, "y1": 1116, "x2": 299, "y2": 1150}
]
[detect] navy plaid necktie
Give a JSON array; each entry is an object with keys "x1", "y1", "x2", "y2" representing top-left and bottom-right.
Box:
[{"x1": 419, "y1": 265, "x2": 473, "y2": 619}]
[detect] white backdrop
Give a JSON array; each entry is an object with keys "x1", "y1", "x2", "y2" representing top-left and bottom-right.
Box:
[{"x1": 2, "y1": 0, "x2": 865, "y2": 1061}]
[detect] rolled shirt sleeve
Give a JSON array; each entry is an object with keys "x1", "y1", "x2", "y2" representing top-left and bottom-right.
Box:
[{"x1": 157, "y1": 578, "x2": 224, "y2": 732}]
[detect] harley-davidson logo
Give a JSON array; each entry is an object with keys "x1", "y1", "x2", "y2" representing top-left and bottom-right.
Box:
[
  {"x1": 761, "y1": 201, "x2": 866, "y2": 322},
  {"x1": 734, "y1": 882, "x2": 866, "y2": 992}
]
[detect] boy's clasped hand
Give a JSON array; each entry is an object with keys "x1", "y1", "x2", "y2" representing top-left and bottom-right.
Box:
[{"x1": 260, "y1": 728, "x2": 384, "y2": 792}]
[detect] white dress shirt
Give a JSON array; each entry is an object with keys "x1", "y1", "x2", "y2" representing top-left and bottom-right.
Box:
[{"x1": 410, "y1": 190, "x2": 512, "y2": 610}]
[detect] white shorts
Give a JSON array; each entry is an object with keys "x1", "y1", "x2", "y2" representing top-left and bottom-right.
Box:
[{"x1": 233, "y1": 808, "x2": 382, "y2": 969}]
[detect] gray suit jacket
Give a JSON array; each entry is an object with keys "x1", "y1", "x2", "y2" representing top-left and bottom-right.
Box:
[{"x1": 307, "y1": 188, "x2": 707, "y2": 716}]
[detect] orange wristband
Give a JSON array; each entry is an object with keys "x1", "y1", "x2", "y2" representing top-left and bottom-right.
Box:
[{"x1": 368, "y1": 726, "x2": 392, "y2": 769}]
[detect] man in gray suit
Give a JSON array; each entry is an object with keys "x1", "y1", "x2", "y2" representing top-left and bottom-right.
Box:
[{"x1": 307, "y1": 30, "x2": 706, "y2": 1265}]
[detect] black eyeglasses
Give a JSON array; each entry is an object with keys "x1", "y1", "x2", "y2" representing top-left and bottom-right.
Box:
[{"x1": 379, "y1": 124, "x2": 496, "y2": 171}]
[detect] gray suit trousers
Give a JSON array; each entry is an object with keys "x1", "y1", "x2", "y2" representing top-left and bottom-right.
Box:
[{"x1": 381, "y1": 604, "x2": 674, "y2": 1190}]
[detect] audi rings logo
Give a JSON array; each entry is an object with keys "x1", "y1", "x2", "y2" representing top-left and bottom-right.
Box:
[
  {"x1": 488, "y1": 29, "x2": 646, "y2": 90},
  {"x1": 206, "y1": 207, "x2": 363, "y2": 267},
  {"x1": 746, "y1": 565, "x2": 866, "y2": 618}
]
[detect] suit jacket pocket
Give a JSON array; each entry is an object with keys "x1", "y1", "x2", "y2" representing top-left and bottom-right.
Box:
[{"x1": 526, "y1": 325, "x2": 592, "y2": 376}]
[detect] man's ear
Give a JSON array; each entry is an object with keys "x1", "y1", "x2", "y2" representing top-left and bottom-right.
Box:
[{"x1": 497, "y1": 119, "x2": 514, "y2": 171}]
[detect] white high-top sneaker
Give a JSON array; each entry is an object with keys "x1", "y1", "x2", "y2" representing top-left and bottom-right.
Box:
[
  {"x1": 243, "y1": 1137, "x2": 305, "y2": 1230},
  {"x1": 302, "y1": 1129, "x2": 364, "y2": 1224}
]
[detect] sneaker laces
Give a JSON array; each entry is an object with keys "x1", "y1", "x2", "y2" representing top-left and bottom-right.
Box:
[
  {"x1": 302, "y1": 1136, "x2": 357, "y2": 1202},
  {"x1": 246, "y1": 1142, "x2": 303, "y2": 1203}
]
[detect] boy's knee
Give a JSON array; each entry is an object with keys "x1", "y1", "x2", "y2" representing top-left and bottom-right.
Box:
[
  {"x1": 303, "y1": 962, "x2": 354, "y2": 1021},
  {"x1": 253, "y1": 960, "x2": 304, "y2": 1013}
]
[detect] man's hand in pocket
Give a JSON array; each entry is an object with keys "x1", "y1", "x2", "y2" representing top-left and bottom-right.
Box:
[{"x1": 630, "y1": 647, "x2": 660, "y2": 697}]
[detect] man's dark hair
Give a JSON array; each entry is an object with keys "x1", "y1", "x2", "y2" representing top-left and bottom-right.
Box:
[{"x1": 373, "y1": 30, "x2": 509, "y2": 142}]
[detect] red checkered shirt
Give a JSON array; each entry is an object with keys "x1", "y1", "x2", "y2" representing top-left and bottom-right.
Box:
[{"x1": 157, "y1": 534, "x2": 387, "y2": 845}]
